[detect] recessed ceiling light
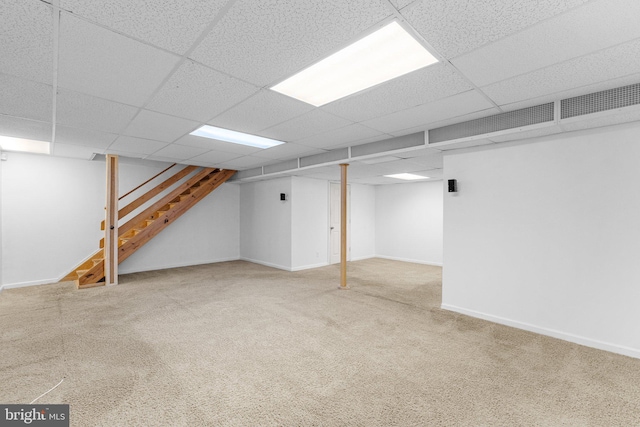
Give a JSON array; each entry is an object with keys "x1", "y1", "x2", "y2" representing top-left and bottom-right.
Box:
[
  {"x1": 0, "y1": 136, "x2": 50, "y2": 154},
  {"x1": 190, "y1": 125, "x2": 285, "y2": 149},
  {"x1": 271, "y1": 21, "x2": 438, "y2": 106},
  {"x1": 385, "y1": 173, "x2": 429, "y2": 180}
]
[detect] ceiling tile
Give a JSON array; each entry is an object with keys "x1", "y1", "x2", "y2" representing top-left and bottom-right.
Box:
[
  {"x1": 217, "y1": 155, "x2": 273, "y2": 170},
  {"x1": 189, "y1": 0, "x2": 393, "y2": 86},
  {"x1": 146, "y1": 60, "x2": 259, "y2": 122},
  {"x1": 0, "y1": 73, "x2": 52, "y2": 122},
  {"x1": 295, "y1": 124, "x2": 385, "y2": 149},
  {"x1": 151, "y1": 143, "x2": 210, "y2": 160},
  {"x1": 0, "y1": 0, "x2": 52, "y2": 84},
  {"x1": 57, "y1": 14, "x2": 180, "y2": 107},
  {"x1": 209, "y1": 90, "x2": 314, "y2": 134},
  {"x1": 362, "y1": 90, "x2": 495, "y2": 134},
  {"x1": 257, "y1": 142, "x2": 326, "y2": 160},
  {"x1": 173, "y1": 134, "x2": 263, "y2": 156},
  {"x1": 59, "y1": 0, "x2": 228, "y2": 54},
  {"x1": 389, "y1": 0, "x2": 418, "y2": 9},
  {"x1": 400, "y1": 0, "x2": 590, "y2": 58},
  {"x1": 322, "y1": 64, "x2": 472, "y2": 122},
  {"x1": 53, "y1": 143, "x2": 102, "y2": 160},
  {"x1": 187, "y1": 150, "x2": 242, "y2": 165},
  {"x1": 482, "y1": 38, "x2": 640, "y2": 106},
  {"x1": 108, "y1": 136, "x2": 168, "y2": 155},
  {"x1": 261, "y1": 110, "x2": 352, "y2": 142},
  {"x1": 145, "y1": 155, "x2": 180, "y2": 163},
  {"x1": 452, "y1": 0, "x2": 640, "y2": 87},
  {"x1": 55, "y1": 126, "x2": 117, "y2": 149},
  {"x1": 123, "y1": 110, "x2": 199, "y2": 143},
  {"x1": 56, "y1": 89, "x2": 139, "y2": 134},
  {"x1": 0, "y1": 116, "x2": 51, "y2": 141}
]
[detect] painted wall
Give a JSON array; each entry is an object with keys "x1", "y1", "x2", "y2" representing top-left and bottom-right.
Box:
[
  {"x1": 119, "y1": 182, "x2": 239, "y2": 274},
  {"x1": 351, "y1": 183, "x2": 376, "y2": 261},
  {"x1": 0, "y1": 151, "x2": 4, "y2": 287},
  {"x1": 291, "y1": 176, "x2": 328, "y2": 271},
  {"x1": 442, "y1": 122, "x2": 640, "y2": 358},
  {"x1": 239, "y1": 177, "x2": 292, "y2": 270},
  {"x1": 0, "y1": 153, "x2": 239, "y2": 288},
  {"x1": 375, "y1": 181, "x2": 443, "y2": 265}
]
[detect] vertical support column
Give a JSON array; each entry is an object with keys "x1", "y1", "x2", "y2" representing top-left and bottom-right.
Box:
[
  {"x1": 339, "y1": 163, "x2": 349, "y2": 290},
  {"x1": 105, "y1": 155, "x2": 119, "y2": 286}
]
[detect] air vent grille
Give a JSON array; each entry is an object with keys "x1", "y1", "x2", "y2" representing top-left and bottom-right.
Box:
[
  {"x1": 233, "y1": 167, "x2": 262, "y2": 180},
  {"x1": 429, "y1": 103, "x2": 554, "y2": 144},
  {"x1": 350, "y1": 132, "x2": 424, "y2": 157},
  {"x1": 561, "y1": 83, "x2": 640, "y2": 119},
  {"x1": 264, "y1": 159, "x2": 298, "y2": 174},
  {"x1": 300, "y1": 148, "x2": 348, "y2": 168}
]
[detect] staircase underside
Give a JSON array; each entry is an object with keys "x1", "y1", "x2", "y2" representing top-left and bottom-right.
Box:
[{"x1": 60, "y1": 167, "x2": 236, "y2": 289}]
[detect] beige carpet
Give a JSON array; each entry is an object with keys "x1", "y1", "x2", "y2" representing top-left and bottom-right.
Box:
[{"x1": 1, "y1": 258, "x2": 639, "y2": 426}]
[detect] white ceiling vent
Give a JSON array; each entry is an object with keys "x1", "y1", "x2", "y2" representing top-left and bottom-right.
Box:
[
  {"x1": 233, "y1": 167, "x2": 263, "y2": 180},
  {"x1": 350, "y1": 132, "x2": 424, "y2": 158},
  {"x1": 300, "y1": 148, "x2": 349, "y2": 168},
  {"x1": 561, "y1": 83, "x2": 640, "y2": 119},
  {"x1": 429, "y1": 103, "x2": 555, "y2": 144},
  {"x1": 264, "y1": 158, "x2": 299, "y2": 174}
]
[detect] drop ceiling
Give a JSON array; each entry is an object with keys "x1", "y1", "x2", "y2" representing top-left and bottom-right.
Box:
[{"x1": 2, "y1": 0, "x2": 640, "y2": 184}]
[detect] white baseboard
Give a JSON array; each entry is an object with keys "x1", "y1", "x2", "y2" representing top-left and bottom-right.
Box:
[
  {"x1": 291, "y1": 262, "x2": 329, "y2": 272},
  {"x1": 118, "y1": 257, "x2": 240, "y2": 275},
  {"x1": 239, "y1": 257, "x2": 291, "y2": 272},
  {"x1": 0, "y1": 278, "x2": 60, "y2": 292},
  {"x1": 350, "y1": 255, "x2": 375, "y2": 262},
  {"x1": 376, "y1": 255, "x2": 443, "y2": 267},
  {"x1": 441, "y1": 303, "x2": 640, "y2": 360}
]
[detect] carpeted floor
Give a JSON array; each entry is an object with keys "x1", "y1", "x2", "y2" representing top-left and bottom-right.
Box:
[{"x1": 1, "y1": 258, "x2": 639, "y2": 426}]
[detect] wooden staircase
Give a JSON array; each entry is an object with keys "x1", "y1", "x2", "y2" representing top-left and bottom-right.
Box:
[{"x1": 60, "y1": 166, "x2": 236, "y2": 289}]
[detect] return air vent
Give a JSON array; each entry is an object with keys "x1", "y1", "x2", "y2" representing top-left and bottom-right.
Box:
[
  {"x1": 264, "y1": 159, "x2": 298, "y2": 175},
  {"x1": 300, "y1": 148, "x2": 348, "y2": 168},
  {"x1": 429, "y1": 103, "x2": 554, "y2": 144},
  {"x1": 233, "y1": 167, "x2": 263, "y2": 180},
  {"x1": 351, "y1": 132, "x2": 424, "y2": 157},
  {"x1": 561, "y1": 83, "x2": 640, "y2": 119}
]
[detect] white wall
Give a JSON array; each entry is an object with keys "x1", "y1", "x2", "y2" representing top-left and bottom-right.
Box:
[
  {"x1": 443, "y1": 122, "x2": 640, "y2": 358},
  {"x1": 0, "y1": 151, "x2": 4, "y2": 287},
  {"x1": 375, "y1": 181, "x2": 443, "y2": 265},
  {"x1": 240, "y1": 177, "x2": 292, "y2": 270},
  {"x1": 1, "y1": 153, "x2": 239, "y2": 287},
  {"x1": 351, "y1": 183, "x2": 376, "y2": 261},
  {"x1": 119, "y1": 182, "x2": 239, "y2": 274},
  {"x1": 291, "y1": 177, "x2": 328, "y2": 271}
]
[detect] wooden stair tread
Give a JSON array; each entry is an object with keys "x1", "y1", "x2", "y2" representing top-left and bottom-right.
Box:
[{"x1": 62, "y1": 167, "x2": 235, "y2": 288}]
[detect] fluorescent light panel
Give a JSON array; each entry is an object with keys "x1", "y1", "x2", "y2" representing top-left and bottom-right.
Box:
[
  {"x1": 0, "y1": 136, "x2": 50, "y2": 154},
  {"x1": 385, "y1": 173, "x2": 429, "y2": 180},
  {"x1": 190, "y1": 125, "x2": 285, "y2": 149},
  {"x1": 271, "y1": 21, "x2": 439, "y2": 106}
]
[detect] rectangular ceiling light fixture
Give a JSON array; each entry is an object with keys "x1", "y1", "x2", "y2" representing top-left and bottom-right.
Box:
[
  {"x1": 271, "y1": 21, "x2": 439, "y2": 107},
  {"x1": 0, "y1": 135, "x2": 50, "y2": 154},
  {"x1": 190, "y1": 125, "x2": 285, "y2": 149},
  {"x1": 385, "y1": 173, "x2": 429, "y2": 180}
]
